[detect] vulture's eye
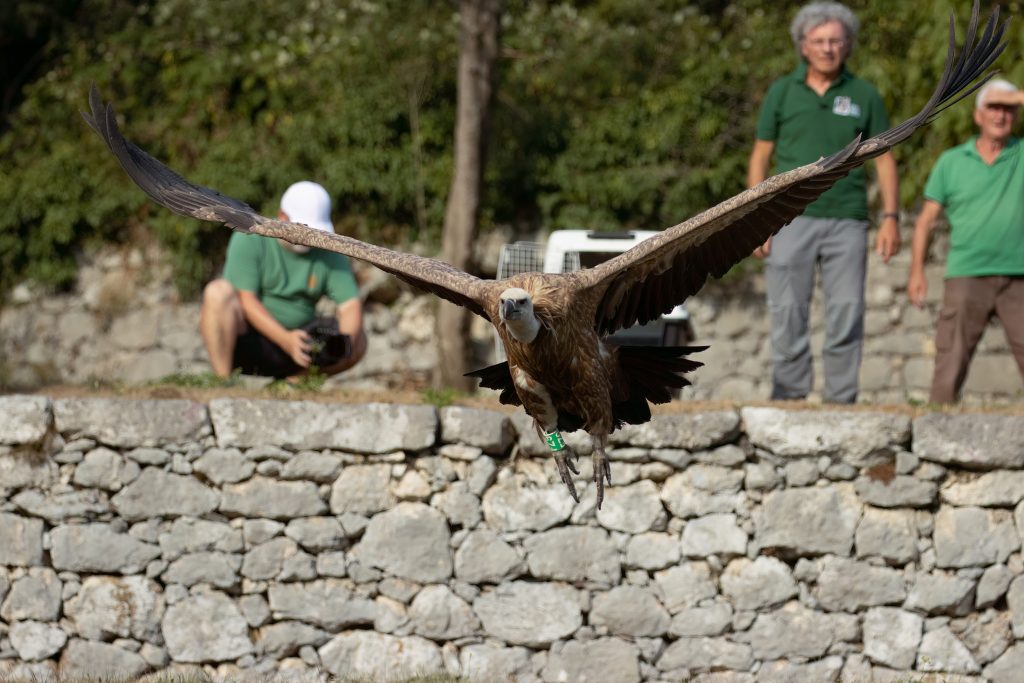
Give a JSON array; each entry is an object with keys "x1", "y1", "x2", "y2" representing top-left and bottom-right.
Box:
[{"x1": 517, "y1": 298, "x2": 527, "y2": 305}]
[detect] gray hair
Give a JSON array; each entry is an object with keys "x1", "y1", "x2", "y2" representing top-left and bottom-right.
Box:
[
  {"x1": 976, "y1": 78, "x2": 1020, "y2": 109},
  {"x1": 790, "y1": 2, "x2": 860, "y2": 55}
]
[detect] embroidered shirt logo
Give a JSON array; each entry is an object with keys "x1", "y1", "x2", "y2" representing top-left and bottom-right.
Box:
[
  {"x1": 832, "y1": 96, "x2": 861, "y2": 118},
  {"x1": 308, "y1": 274, "x2": 318, "y2": 290}
]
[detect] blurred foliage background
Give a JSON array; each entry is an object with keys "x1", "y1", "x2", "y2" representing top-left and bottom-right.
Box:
[{"x1": 2, "y1": 0, "x2": 1022, "y2": 299}]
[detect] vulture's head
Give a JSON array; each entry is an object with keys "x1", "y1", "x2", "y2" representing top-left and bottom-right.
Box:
[{"x1": 499, "y1": 287, "x2": 540, "y2": 343}]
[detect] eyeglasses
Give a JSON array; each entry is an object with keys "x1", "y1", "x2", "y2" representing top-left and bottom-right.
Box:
[{"x1": 803, "y1": 38, "x2": 847, "y2": 49}]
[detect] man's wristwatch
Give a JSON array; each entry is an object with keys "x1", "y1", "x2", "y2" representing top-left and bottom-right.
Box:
[{"x1": 881, "y1": 211, "x2": 900, "y2": 221}]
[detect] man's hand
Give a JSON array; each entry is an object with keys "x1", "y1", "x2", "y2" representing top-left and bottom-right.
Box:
[
  {"x1": 875, "y1": 218, "x2": 901, "y2": 263},
  {"x1": 282, "y1": 329, "x2": 313, "y2": 368},
  {"x1": 753, "y1": 236, "x2": 772, "y2": 259},
  {"x1": 984, "y1": 89, "x2": 1024, "y2": 108},
  {"x1": 907, "y1": 270, "x2": 928, "y2": 308}
]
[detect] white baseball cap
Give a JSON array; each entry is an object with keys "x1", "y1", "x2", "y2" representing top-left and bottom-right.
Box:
[{"x1": 280, "y1": 181, "x2": 335, "y2": 234}]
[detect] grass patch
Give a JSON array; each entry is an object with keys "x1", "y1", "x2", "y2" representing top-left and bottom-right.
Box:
[
  {"x1": 153, "y1": 371, "x2": 243, "y2": 390},
  {"x1": 419, "y1": 386, "x2": 465, "y2": 408}
]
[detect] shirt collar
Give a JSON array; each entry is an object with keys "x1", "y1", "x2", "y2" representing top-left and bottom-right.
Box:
[
  {"x1": 790, "y1": 61, "x2": 853, "y2": 89},
  {"x1": 961, "y1": 135, "x2": 1020, "y2": 160}
]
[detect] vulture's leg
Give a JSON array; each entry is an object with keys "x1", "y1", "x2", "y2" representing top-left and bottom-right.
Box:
[{"x1": 590, "y1": 434, "x2": 613, "y2": 509}]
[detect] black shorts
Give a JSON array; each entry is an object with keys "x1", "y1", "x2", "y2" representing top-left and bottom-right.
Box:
[{"x1": 232, "y1": 317, "x2": 347, "y2": 379}]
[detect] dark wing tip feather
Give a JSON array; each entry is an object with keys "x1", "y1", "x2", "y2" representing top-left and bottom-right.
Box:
[{"x1": 84, "y1": 83, "x2": 260, "y2": 231}]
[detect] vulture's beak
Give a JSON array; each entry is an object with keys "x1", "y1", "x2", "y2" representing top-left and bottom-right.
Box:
[{"x1": 502, "y1": 299, "x2": 519, "y2": 320}]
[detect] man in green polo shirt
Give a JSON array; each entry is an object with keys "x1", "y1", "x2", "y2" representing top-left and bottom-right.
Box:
[
  {"x1": 907, "y1": 79, "x2": 1024, "y2": 403},
  {"x1": 748, "y1": 1, "x2": 901, "y2": 404},
  {"x1": 199, "y1": 180, "x2": 367, "y2": 379}
]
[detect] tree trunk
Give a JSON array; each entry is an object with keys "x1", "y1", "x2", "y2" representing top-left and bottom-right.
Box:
[{"x1": 433, "y1": 0, "x2": 502, "y2": 391}]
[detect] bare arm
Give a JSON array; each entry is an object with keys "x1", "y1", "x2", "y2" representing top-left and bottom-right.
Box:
[
  {"x1": 323, "y1": 297, "x2": 367, "y2": 373},
  {"x1": 237, "y1": 290, "x2": 312, "y2": 367},
  {"x1": 748, "y1": 139, "x2": 775, "y2": 258},
  {"x1": 873, "y1": 150, "x2": 901, "y2": 263},
  {"x1": 907, "y1": 199, "x2": 944, "y2": 308}
]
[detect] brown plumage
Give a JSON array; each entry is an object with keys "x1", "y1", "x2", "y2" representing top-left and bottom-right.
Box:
[{"x1": 83, "y1": 2, "x2": 1005, "y2": 507}]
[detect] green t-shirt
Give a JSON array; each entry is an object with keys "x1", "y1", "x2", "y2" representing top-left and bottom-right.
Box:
[
  {"x1": 924, "y1": 137, "x2": 1024, "y2": 278},
  {"x1": 223, "y1": 232, "x2": 359, "y2": 330},
  {"x1": 755, "y1": 63, "x2": 891, "y2": 220}
]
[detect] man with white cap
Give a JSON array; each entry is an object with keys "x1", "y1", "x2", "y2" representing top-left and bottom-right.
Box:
[
  {"x1": 199, "y1": 180, "x2": 367, "y2": 379},
  {"x1": 907, "y1": 78, "x2": 1024, "y2": 403}
]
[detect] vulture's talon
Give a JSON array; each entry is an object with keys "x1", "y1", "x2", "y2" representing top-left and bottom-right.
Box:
[
  {"x1": 554, "y1": 449, "x2": 580, "y2": 503},
  {"x1": 593, "y1": 449, "x2": 612, "y2": 509}
]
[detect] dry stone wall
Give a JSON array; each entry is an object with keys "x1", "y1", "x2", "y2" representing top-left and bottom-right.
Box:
[
  {"x1": 1, "y1": 395, "x2": 1024, "y2": 682},
  {"x1": 2, "y1": 228, "x2": 1022, "y2": 403}
]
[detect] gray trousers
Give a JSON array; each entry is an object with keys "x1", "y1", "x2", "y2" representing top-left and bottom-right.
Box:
[{"x1": 765, "y1": 216, "x2": 868, "y2": 403}]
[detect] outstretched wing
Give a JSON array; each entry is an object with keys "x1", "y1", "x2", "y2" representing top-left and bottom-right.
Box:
[
  {"x1": 82, "y1": 86, "x2": 495, "y2": 320},
  {"x1": 578, "y1": 1, "x2": 1006, "y2": 336}
]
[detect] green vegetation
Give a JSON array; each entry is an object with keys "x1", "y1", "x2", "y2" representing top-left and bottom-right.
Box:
[
  {"x1": 3, "y1": 0, "x2": 1022, "y2": 301},
  {"x1": 420, "y1": 385, "x2": 466, "y2": 408}
]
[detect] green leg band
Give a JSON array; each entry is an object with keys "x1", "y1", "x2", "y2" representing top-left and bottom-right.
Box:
[{"x1": 545, "y1": 430, "x2": 566, "y2": 452}]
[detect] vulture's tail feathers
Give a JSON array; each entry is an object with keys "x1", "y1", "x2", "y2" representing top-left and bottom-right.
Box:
[{"x1": 612, "y1": 345, "x2": 708, "y2": 429}]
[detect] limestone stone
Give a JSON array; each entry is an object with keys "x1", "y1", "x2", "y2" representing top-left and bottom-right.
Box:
[
  {"x1": 596, "y1": 480, "x2": 664, "y2": 534},
  {"x1": 162, "y1": 591, "x2": 253, "y2": 663},
  {"x1": 243, "y1": 537, "x2": 303, "y2": 581},
  {"x1": 863, "y1": 607, "x2": 923, "y2": 669},
  {"x1": 12, "y1": 488, "x2": 110, "y2": 523},
  {"x1": 0, "y1": 513, "x2": 43, "y2": 565},
  {"x1": 681, "y1": 513, "x2": 747, "y2": 557},
  {"x1": 1, "y1": 568, "x2": 61, "y2": 621},
  {"x1": 279, "y1": 451, "x2": 342, "y2": 482},
  {"x1": 50, "y1": 523, "x2": 161, "y2": 573},
  {"x1": 543, "y1": 638, "x2": 641, "y2": 683},
  {"x1": 255, "y1": 621, "x2": 329, "y2": 658},
  {"x1": 0, "y1": 395, "x2": 50, "y2": 444},
  {"x1": 284, "y1": 517, "x2": 345, "y2": 552},
  {"x1": 951, "y1": 611, "x2": 1013, "y2": 667},
  {"x1": 65, "y1": 576, "x2": 164, "y2": 641},
  {"x1": 460, "y1": 644, "x2": 534, "y2": 682},
  {"x1": 941, "y1": 471, "x2": 1024, "y2": 507},
  {"x1": 855, "y1": 507, "x2": 918, "y2": 564},
  {"x1": 193, "y1": 447, "x2": 255, "y2": 484},
  {"x1": 352, "y1": 503, "x2": 452, "y2": 582},
  {"x1": 431, "y1": 481, "x2": 481, "y2": 528},
  {"x1": 440, "y1": 406, "x2": 514, "y2": 454},
  {"x1": 977, "y1": 564, "x2": 1013, "y2": 608},
  {"x1": 473, "y1": 582, "x2": 582, "y2": 646},
  {"x1": 756, "y1": 484, "x2": 861, "y2": 557},
  {"x1": 984, "y1": 642, "x2": 1024, "y2": 683},
  {"x1": 611, "y1": 411, "x2": 740, "y2": 450},
  {"x1": 745, "y1": 602, "x2": 843, "y2": 659},
  {"x1": 8, "y1": 621, "x2": 67, "y2": 661},
  {"x1": 210, "y1": 399, "x2": 437, "y2": 452},
  {"x1": 395, "y1": 470, "x2": 431, "y2": 500},
  {"x1": 319, "y1": 632, "x2": 443, "y2": 680},
  {"x1": 59, "y1": 639, "x2": 149, "y2": 679},
  {"x1": 409, "y1": 585, "x2": 480, "y2": 640},
  {"x1": 933, "y1": 506, "x2": 1019, "y2": 568},
  {"x1": 482, "y1": 481, "x2": 574, "y2": 531},
  {"x1": 668, "y1": 602, "x2": 733, "y2": 637},
  {"x1": 915, "y1": 414, "x2": 1024, "y2": 468},
  {"x1": 54, "y1": 397, "x2": 208, "y2": 447},
  {"x1": 814, "y1": 557, "x2": 907, "y2": 612},
  {"x1": 720, "y1": 557, "x2": 798, "y2": 611},
  {"x1": 1007, "y1": 575, "x2": 1024, "y2": 637},
  {"x1": 661, "y1": 465, "x2": 745, "y2": 518},
  {"x1": 268, "y1": 580, "x2": 378, "y2": 629},
  {"x1": 0, "y1": 453, "x2": 57, "y2": 490},
  {"x1": 158, "y1": 517, "x2": 243, "y2": 559},
  {"x1": 329, "y1": 464, "x2": 396, "y2": 515},
  {"x1": 454, "y1": 529, "x2": 523, "y2": 583},
  {"x1": 590, "y1": 585, "x2": 671, "y2": 637},
  {"x1": 904, "y1": 572, "x2": 976, "y2": 615},
  {"x1": 917, "y1": 626, "x2": 980, "y2": 674},
  {"x1": 626, "y1": 532, "x2": 682, "y2": 570},
  {"x1": 220, "y1": 477, "x2": 326, "y2": 519},
  {"x1": 654, "y1": 562, "x2": 717, "y2": 613},
  {"x1": 524, "y1": 527, "x2": 621, "y2": 584},
  {"x1": 656, "y1": 637, "x2": 753, "y2": 672},
  {"x1": 756, "y1": 656, "x2": 844, "y2": 683},
  {"x1": 854, "y1": 474, "x2": 937, "y2": 507},
  {"x1": 742, "y1": 407, "x2": 909, "y2": 465},
  {"x1": 163, "y1": 552, "x2": 240, "y2": 589},
  {"x1": 111, "y1": 468, "x2": 219, "y2": 520},
  {"x1": 72, "y1": 447, "x2": 125, "y2": 490}
]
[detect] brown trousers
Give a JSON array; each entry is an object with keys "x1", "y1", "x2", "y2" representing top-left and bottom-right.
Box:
[{"x1": 930, "y1": 276, "x2": 1024, "y2": 403}]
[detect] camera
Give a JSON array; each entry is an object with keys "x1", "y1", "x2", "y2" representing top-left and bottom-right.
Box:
[{"x1": 307, "y1": 323, "x2": 352, "y2": 367}]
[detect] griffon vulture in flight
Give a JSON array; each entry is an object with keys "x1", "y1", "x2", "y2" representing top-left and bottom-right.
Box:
[{"x1": 84, "y1": 2, "x2": 1004, "y2": 507}]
